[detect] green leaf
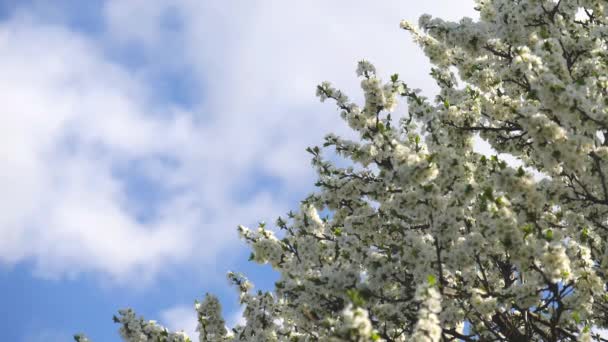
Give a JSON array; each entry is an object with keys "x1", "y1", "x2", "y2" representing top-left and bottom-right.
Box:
[
  {"x1": 552, "y1": 150, "x2": 561, "y2": 159},
  {"x1": 521, "y1": 224, "x2": 533, "y2": 237},
  {"x1": 495, "y1": 196, "x2": 505, "y2": 206},
  {"x1": 427, "y1": 274, "x2": 437, "y2": 286},
  {"x1": 391, "y1": 73, "x2": 399, "y2": 82},
  {"x1": 483, "y1": 187, "x2": 494, "y2": 200},
  {"x1": 581, "y1": 227, "x2": 589, "y2": 242},
  {"x1": 464, "y1": 184, "x2": 473, "y2": 194},
  {"x1": 346, "y1": 289, "x2": 366, "y2": 307},
  {"x1": 572, "y1": 311, "x2": 581, "y2": 324},
  {"x1": 545, "y1": 229, "x2": 554, "y2": 241},
  {"x1": 540, "y1": 26, "x2": 550, "y2": 39}
]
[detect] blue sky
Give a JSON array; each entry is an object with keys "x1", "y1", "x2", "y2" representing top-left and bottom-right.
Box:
[{"x1": 0, "y1": 1, "x2": 477, "y2": 340}]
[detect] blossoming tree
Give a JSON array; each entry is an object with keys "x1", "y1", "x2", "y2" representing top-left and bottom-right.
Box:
[{"x1": 77, "y1": 0, "x2": 608, "y2": 340}]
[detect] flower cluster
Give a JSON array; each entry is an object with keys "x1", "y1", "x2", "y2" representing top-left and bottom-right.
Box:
[
  {"x1": 410, "y1": 283, "x2": 442, "y2": 342},
  {"x1": 336, "y1": 305, "x2": 374, "y2": 341},
  {"x1": 195, "y1": 294, "x2": 228, "y2": 341},
  {"x1": 113, "y1": 308, "x2": 191, "y2": 342}
]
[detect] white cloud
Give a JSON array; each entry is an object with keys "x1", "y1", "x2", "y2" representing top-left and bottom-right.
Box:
[
  {"x1": 0, "y1": 1, "x2": 476, "y2": 283},
  {"x1": 0, "y1": 15, "x2": 251, "y2": 283},
  {"x1": 103, "y1": 0, "x2": 478, "y2": 190},
  {"x1": 161, "y1": 305, "x2": 199, "y2": 340}
]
